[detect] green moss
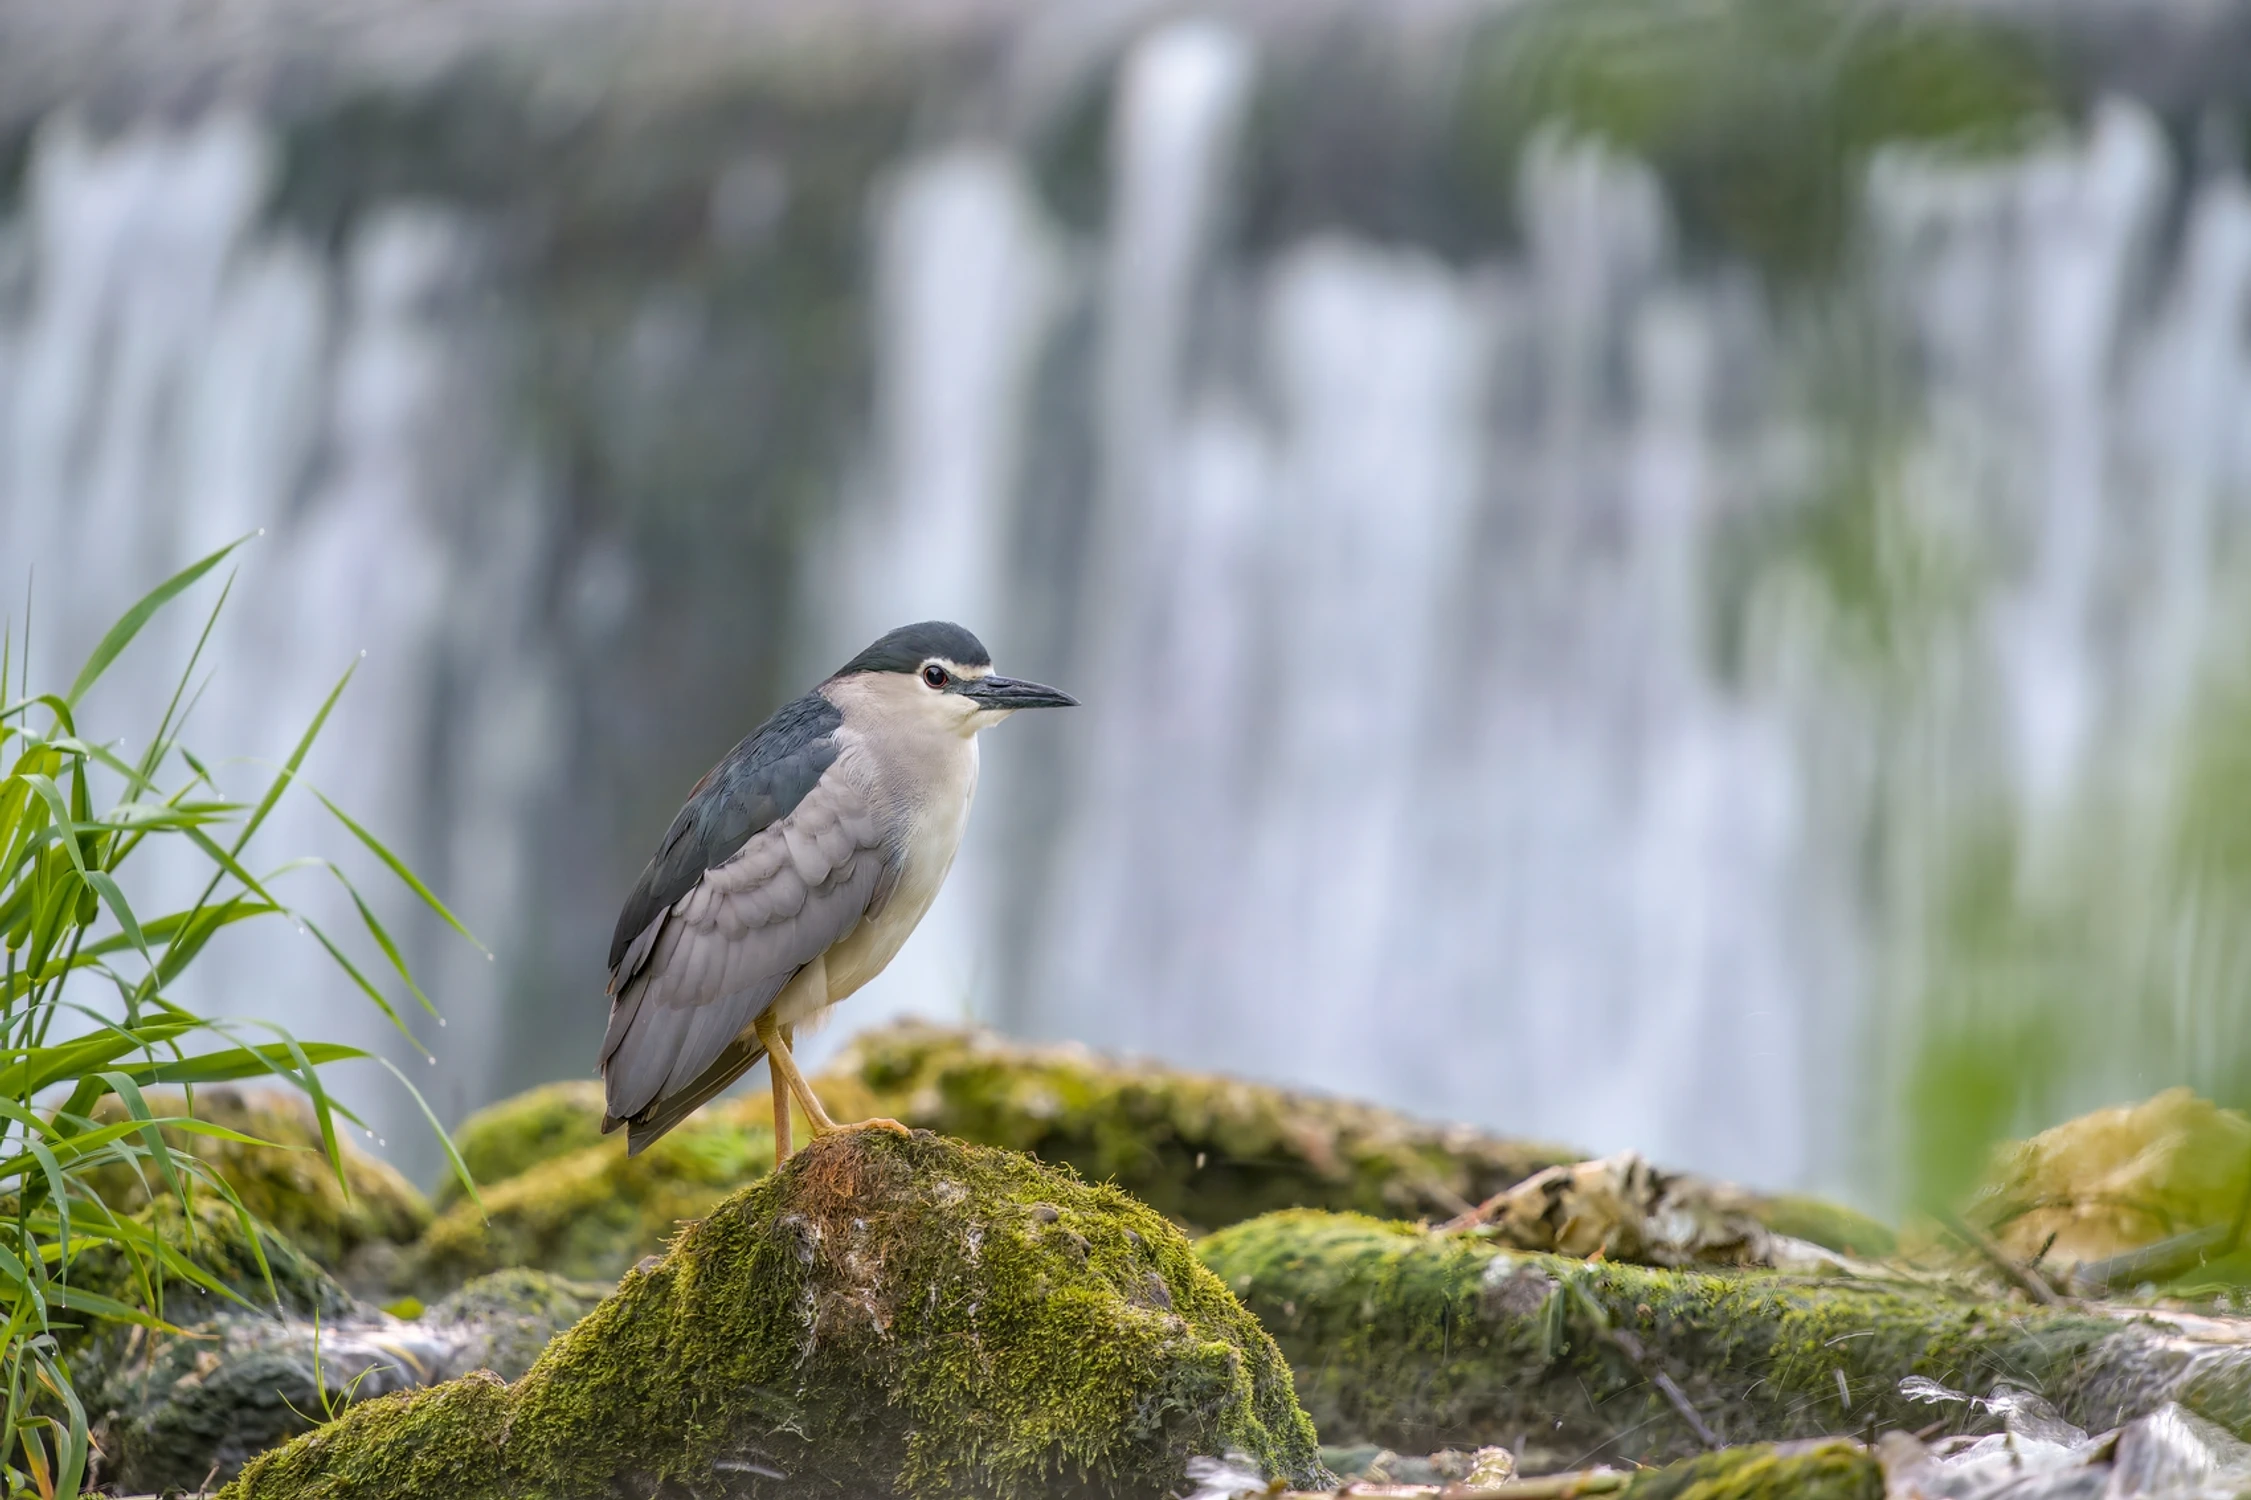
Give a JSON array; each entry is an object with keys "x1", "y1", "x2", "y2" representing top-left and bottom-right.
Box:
[
  {"x1": 84, "y1": 1087, "x2": 430, "y2": 1272},
  {"x1": 833, "y1": 1022, "x2": 1582, "y2": 1233},
  {"x1": 409, "y1": 1104, "x2": 776, "y2": 1289},
  {"x1": 1195, "y1": 1210, "x2": 2243, "y2": 1470},
  {"x1": 228, "y1": 1130, "x2": 1328, "y2": 1500},
  {"x1": 436, "y1": 1081, "x2": 607, "y2": 1210},
  {"x1": 221, "y1": 1370, "x2": 516, "y2": 1500},
  {"x1": 1622, "y1": 1440, "x2": 1880, "y2": 1500}
]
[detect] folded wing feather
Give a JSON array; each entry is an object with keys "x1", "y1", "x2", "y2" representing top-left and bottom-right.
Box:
[{"x1": 600, "y1": 765, "x2": 891, "y2": 1129}]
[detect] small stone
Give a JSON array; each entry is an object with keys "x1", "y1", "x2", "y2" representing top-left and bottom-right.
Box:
[{"x1": 1463, "y1": 1446, "x2": 1517, "y2": 1485}]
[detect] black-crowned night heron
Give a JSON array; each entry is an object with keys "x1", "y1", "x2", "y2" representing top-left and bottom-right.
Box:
[{"x1": 599, "y1": 622, "x2": 1075, "y2": 1161}]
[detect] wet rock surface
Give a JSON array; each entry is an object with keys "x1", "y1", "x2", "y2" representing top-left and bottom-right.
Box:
[{"x1": 62, "y1": 1199, "x2": 603, "y2": 1494}]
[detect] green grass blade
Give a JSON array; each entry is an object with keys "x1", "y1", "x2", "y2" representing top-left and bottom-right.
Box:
[
  {"x1": 78, "y1": 871, "x2": 147, "y2": 968},
  {"x1": 64, "y1": 535, "x2": 254, "y2": 708},
  {"x1": 296, "y1": 913, "x2": 422, "y2": 1048},
  {"x1": 137, "y1": 569, "x2": 235, "y2": 788},
  {"x1": 119, "y1": 1041, "x2": 372, "y2": 1089},
  {"x1": 232, "y1": 660, "x2": 354, "y2": 857},
  {"x1": 327, "y1": 866, "x2": 438, "y2": 1018},
  {"x1": 305, "y1": 785, "x2": 485, "y2": 952},
  {"x1": 369, "y1": 1053, "x2": 481, "y2": 1213}
]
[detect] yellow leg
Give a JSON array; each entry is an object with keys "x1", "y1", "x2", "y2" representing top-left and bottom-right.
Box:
[
  {"x1": 770, "y1": 1023, "x2": 795, "y2": 1165},
  {"x1": 754, "y1": 1007, "x2": 910, "y2": 1144},
  {"x1": 756, "y1": 1009, "x2": 838, "y2": 1132}
]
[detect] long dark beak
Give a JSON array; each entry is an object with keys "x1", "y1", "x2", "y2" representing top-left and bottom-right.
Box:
[{"x1": 962, "y1": 674, "x2": 1078, "y2": 710}]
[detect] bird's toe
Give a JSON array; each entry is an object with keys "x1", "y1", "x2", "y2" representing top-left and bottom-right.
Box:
[{"x1": 848, "y1": 1116, "x2": 913, "y2": 1139}]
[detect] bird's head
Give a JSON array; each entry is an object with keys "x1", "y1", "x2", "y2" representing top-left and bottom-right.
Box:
[{"x1": 828, "y1": 621, "x2": 1077, "y2": 737}]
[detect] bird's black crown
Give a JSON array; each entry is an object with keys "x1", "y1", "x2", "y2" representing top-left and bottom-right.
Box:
[{"x1": 833, "y1": 621, "x2": 992, "y2": 678}]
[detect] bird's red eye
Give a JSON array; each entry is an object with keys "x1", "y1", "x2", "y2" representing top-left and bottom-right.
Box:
[{"x1": 922, "y1": 664, "x2": 950, "y2": 689}]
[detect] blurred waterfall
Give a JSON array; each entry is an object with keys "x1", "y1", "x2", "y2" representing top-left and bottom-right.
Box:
[
  {"x1": 0, "y1": 113, "x2": 557, "y2": 1157},
  {"x1": 5, "y1": 3, "x2": 2251, "y2": 1198},
  {"x1": 1014, "y1": 52, "x2": 1822, "y2": 1181}
]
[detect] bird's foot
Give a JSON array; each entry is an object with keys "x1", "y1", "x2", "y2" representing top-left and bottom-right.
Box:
[{"x1": 811, "y1": 1115, "x2": 913, "y2": 1140}]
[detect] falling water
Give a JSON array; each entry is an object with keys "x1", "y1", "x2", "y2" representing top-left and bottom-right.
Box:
[
  {"x1": 0, "y1": 112, "x2": 555, "y2": 1149},
  {"x1": 4, "y1": 4, "x2": 2250, "y2": 1200}
]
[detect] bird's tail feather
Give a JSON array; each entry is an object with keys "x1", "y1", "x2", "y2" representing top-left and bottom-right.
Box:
[{"x1": 624, "y1": 1035, "x2": 769, "y2": 1156}]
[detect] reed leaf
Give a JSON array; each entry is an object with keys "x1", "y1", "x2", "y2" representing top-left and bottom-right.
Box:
[{"x1": 0, "y1": 546, "x2": 476, "y2": 1497}]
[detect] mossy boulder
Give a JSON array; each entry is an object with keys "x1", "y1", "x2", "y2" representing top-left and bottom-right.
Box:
[
  {"x1": 228, "y1": 1129, "x2": 1328, "y2": 1500},
  {"x1": 1197, "y1": 1210, "x2": 2251, "y2": 1473},
  {"x1": 83, "y1": 1087, "x2": 431, "y2": 1274},
  {"x1": 825, "y1": 1022, "x2": 1584, "y2": 1231},
  {"x1": 409, "y1": 1103, "x2": 777, "y2": 1290},
  {"x1": 835, "y1": 1025, "x2": 1893, "y2": 1256},
  {"x1": 436, "y1": 1080, "x2": 611, "y2": 1211},
  {"x1": 418, "y1": 1023, "x2": 1889, "y2": 1288},
  {"x1": 1960, "y1": 1087, "x2": 2251, "y2": 1276}
]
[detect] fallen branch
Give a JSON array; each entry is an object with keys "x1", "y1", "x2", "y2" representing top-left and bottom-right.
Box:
[{"x1": 1940, "y1": 1211, "x2": 2064, "y2": 1305}]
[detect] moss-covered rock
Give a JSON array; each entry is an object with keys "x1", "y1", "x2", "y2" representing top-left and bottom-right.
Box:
[
  {"x1": 54, "y1": 1188, "x2": 602, "y2": 1492},
  {"x1": 409, "y1": 1103, "x2": 777, "y2": 1290},
  {"x1": 837, "y1": 1025, "x2": 1893, "y2": 1258},
  {"x1": 419, "y1": 1023, "x2": 1889, "y2": 1286},
  {"x1": 84, "y1": 1087, "x2": 430, "y2": 1274},
  {"x1": 1196, "y1": 1210, "x2": 2251, "y2": 1473},
  {"x1": 228, "y1": 1129, "x2": 1328, "y2": 1500},
  {"x1": 827, "y1": 1022, "x2": 1583, "y2": 1231},
  {"x1": 436, "y1": 1080, "x2": 609, "y2": 1211},
  {"x1": 1962, "y1": 1087, "x2": 2251, "y2": 1273},
  {"x1": 418, "y1": 1269, "x2": 614, "y2": 1382}
]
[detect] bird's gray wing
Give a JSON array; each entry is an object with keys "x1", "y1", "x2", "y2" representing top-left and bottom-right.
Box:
[
  {"x1": 607, "y1": 691, "x2": 844, "y2": 983},
  {"x1": 600, "y1": 754, "x2": 896, "y2": 1130}
]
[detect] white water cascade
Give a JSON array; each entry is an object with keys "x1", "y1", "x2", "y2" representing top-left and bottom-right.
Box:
[{"x1": 0, "y1": 113, "x2": 559, "y2": 1149}]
